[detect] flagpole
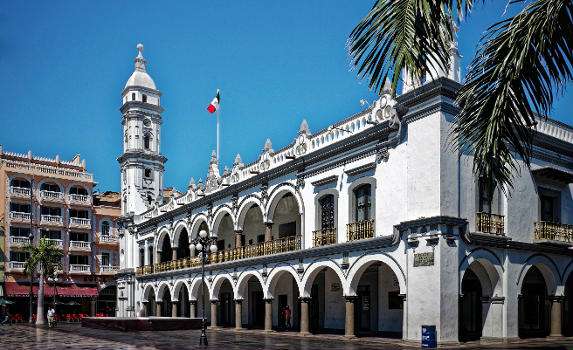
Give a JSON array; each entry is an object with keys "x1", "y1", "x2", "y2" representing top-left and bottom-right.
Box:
[{"x1": 216, "y1": 103, "x2": 220, "y2": 161}]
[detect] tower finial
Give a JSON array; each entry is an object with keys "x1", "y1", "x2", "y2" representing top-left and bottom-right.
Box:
[{"x1": 134, "y1": 43, "x2": 147, "y2": 72}]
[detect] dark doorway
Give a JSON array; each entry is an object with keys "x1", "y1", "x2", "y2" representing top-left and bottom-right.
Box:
[
  {"x1": 562, "y1": 273, "x2": 572, "y2": 336},
  {"x1": 160, "y1": 237, "x2": 172, "y2": 263},
  {"x1": 278, "y1": 294, "x2": 288, "y2": 328},
  {"x1": 459, "y1": 269, "x2": 483, "y2": 342},
  {"x1": 519, "y1": 266, "x2": 549, "y2": 338},
  {"x1": 250, "y1": 291, "x2": 264, "y2": 328},
  {"x1": 148, "y1": 290, "x2": 156, "y2": 316},
  {"x1": 161, "y1": 290, "x2": 172, "y2": 317},
  {"x1": 310, "y1": 283, "x2": 320, "y2": 332},
  {"x1": 219, "y1": 292, "x2": 233, "y2": 326},
  {"x1": 356, "y1": 285, "x2": 371, "y2": 331}
]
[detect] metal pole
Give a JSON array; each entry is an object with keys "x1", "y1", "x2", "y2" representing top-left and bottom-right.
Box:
[
  {"x1": 216, "y1": 105, "x2": 220, "y2": 161},
  {"x1": 28, "y1": 178, "x2": 34, "y2": 324},
  {"x1": 199, "y1": 247, "x2": 208, "y2": 346}
]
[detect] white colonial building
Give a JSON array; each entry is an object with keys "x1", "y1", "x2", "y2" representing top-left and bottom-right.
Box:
[{"x1": 115, "y1": 44, "x2": 573, "y2": 344}]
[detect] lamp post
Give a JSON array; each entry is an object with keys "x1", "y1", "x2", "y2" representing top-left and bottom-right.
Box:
[
  {"x1": 189, "y1": 229, "x2": 217, "y2": 346},
  {"x1": 51, "y1": 272, "x2": 58, "y2": 311}
]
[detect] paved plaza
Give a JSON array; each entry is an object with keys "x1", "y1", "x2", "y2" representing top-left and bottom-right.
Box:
[{"x1": 0, "y1": 324, "x2": 571, "y2": 350}]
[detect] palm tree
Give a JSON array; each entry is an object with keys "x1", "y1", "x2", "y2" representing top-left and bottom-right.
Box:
[
  {"x1": 22, "y1": 238, "x2": 64, "y2": 325},
  {"x1": 348, "y1": 0, "x2": 572, "y2": 192}
]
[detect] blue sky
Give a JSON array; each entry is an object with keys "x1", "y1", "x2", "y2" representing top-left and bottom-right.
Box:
[{"x1": 1, "y1": 1, "x2": 571, "y2": 193}]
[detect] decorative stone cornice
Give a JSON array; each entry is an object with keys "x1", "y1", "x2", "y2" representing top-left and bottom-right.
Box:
[{"x1": 117, "y1": 151, "x2": 168, "y2": 164}]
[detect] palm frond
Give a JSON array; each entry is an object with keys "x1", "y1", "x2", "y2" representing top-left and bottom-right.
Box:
[
  {"x1": 348, "y1": 0, "x2": 474, "y2": 96},
  {"x1": 454, "y1": 0, "x2": 573, "y2": 192}
]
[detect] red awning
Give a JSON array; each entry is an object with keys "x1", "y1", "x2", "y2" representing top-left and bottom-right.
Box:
[{"x1": 5, "y1": 282, "x2": 98, "y2": 298}]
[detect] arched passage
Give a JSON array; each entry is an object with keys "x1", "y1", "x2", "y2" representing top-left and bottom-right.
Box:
[
  {"x1": 302, "y1": 264, "x2": 346, "y2": 334},
  {"x1": 458, "y1": 256, "x2": 503, "y2": 341},
  {"x1": 266, "y1": 192, "x2": 302, "y2": 247},
  {"x1": 266, "y1": 267, "x2": 301, "y2": 330},
  {"x1": 144, "y1": 287, "x2": 157, "y2": 317},
  {"x1": 218, "y1": 279, "x2": 235, "y2": 327},
  {"x1": 519, "y1": 266, "x2": 549, "y2": 338},
  {"x1": 176, "y1": 228, "x2": 190, "y2": 259},
  {"x1": 190, "y1": 279, "x2": 212, "y2": 323},
  {"x1": 460, "y1": 269, "x2": 482, "y2": 342},
  {"x1": 240, "y1": 204, "x2": 266, "y2": 246},
  {"x1": 236, "y1": 272, "x2": 266, "y2": 329},
  {"x1": 174, "y1": 282, "x2": 190, "y2": 317},
  {"x1": 157, "y1": 284, "x2": 173, "y2": 317}
]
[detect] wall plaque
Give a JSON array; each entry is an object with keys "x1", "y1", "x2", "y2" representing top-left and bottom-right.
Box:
[{"x1": 414, "y1": 252, "x2": 434, "y2": 267}]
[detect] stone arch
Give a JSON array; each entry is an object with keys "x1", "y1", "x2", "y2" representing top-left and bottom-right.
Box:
[
  {"x1": 190, "y1": 213, "x2": 209, "y2": 238},
  {"x1": 235, "y1": 269, "x2": 266, "y2": 300},
  {"x1": 156, "y1": 282, "x2": 171, "y2": 302},
  {"x1": 561, "y1": 260, "x2": 573, "y2": 286},
  {"x1": 37, "y1": 177, "x2": 65, "y2": 193},
  {"x1": 155, "y1": 227, "x2": 172, "y2": 262},
  {"x1": 266, "y1": 183, "x2": 303, "y2": 222},
  {"x1": 211, "y1": 205, "x2": 235, "y2": 236},
  {"x1": 300, "y1": 258, "x2": 346, "y2": 297},
  {"x1": 236, "y1": 196, "x2": 264, "y2": 231},
  {"x1": 172, "y1": 220, "x2": 190, "y2": 246},
  {"x1": 345, "y1": 252, "x2": 406, "y2": 295},
  {"x1": 65, "y1": 181, "x2": 91, "y2": 196},
  {"x1": 459, "y1": 248, "x2": 504, "y2": 297},
  {"x1": 189, "y1": 278, "x2": 209, "y2": 301},
  {"x1": 516, "y1": 254, "x2": 559, "y2": 296},
  {"x1": 211, "y1": 273, "x2": 235, "y2": 300},
  {"x1": 142, "y1": 284, "x2": 156, "y2": 303},
  {"x1": 172, "y1": 280, "x2": 190, "y2": 302},
  {"x1": 8, "y1": 174, "x2": 33, "y2": 185},
  {"x1": 265, "y1": 265, "x2": 301, "y2": 299}
]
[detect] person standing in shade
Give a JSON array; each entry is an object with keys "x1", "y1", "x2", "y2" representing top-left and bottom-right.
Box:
[{"x1": 284, "y1": 305, "x2": 291, "y2": 330}]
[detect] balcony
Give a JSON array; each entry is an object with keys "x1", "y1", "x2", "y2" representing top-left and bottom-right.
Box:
[
  {"x1": 97, "y1": 234, "x2": 119, "y2": 244},
  {"x1": 10, "y1": 236, "x2": 31, "y2": 245},
  {"x1": 41, "y1": 214, "x2": 63, "y2": 226},
  {"x1": 68, "y1": 193, "x2": 92, "y2": 206},
  {"x1": 140, "y1": 235, "x2": 302, "y2": 276},
  {"x1": 69, "y1": 217, "x2": 91, "y2": 229},
  {"x1": 45, "y1": 239, "x2": 63, "y2": 247},
  {"x1": 312, "y1": 228, "x2": 337, "y2": 247},
  {"x1": 10, "y1": 186, "x2": 31, "y2": 198},
  {"x1": 475, "y1": 212, "x2": 505, "y2": 235},
  {"x1": 40, "y1": 190, "x2": 64, "y2": 202},
  {"x1": 9, "y1": 211, "x2": 31, "y2": 223},
  {"x1": 69, "y1": 240, "x2": 91, "y2": 250},
  {"x1": 534, "y1": 221, "x2": 573, "y2": 243},
  {"x1": 100, "y1": 265, "x2": 119, "y2": 274},
  {"x1": 69, "y1": 264, "x2": 91, "y2": 274},
  {"x1": 347, "y1": 219, "x2": 375, "y2": 242},
  {"x1": 8, "y1": 261, "x2": 26, "y2": 270}
]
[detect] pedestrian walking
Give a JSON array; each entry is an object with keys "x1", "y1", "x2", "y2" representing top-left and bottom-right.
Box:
[
  {"x1": 284, "y1": 305, "x2": 291, "y2": 330},
  {"x1": 47, "y1": 307, "x2": 56, "y2": 328}
]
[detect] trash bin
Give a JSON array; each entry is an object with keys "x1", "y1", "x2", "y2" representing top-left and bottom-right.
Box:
[{"x1": 421, "y1": 325, "x2": 437, "y2": 348}]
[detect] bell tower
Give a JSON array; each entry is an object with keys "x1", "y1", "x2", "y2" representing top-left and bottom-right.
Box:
[{"x1": 118, "y1": 43, "x2": 167, "y2": 216}]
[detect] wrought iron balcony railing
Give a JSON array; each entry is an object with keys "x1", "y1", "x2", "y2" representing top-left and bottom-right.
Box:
[
  {"x1": 534, "y1": 221, "x2": 573, "y2": 243},
  {"x1": 312, "y1": 228, "x2": 337, "y2": 247},
  {"x1": 475, "y1": 212, "x2": 505, "y2": 235},
  {"x1": 347, "y1": 219, "x2": 374, "y2": 242},
  {"x1": 137, "y1": 235, "x2": 302, "y2": 276}
]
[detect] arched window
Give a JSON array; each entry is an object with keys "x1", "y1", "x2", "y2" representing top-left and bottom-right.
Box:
[
  {"x1": 354, "y1": 184, "x2": 371, "y2": 221},
  {"x1": 319, "y1": 195, "x2": 335, "y2": 230},
  {"x1": 144, "y1": 134, "x2": 151, "y2": 150},
  {"x1": 142, "y1": 94, "x2": 147, "y2": 103},
  {"x1": 10, "y1": 178, "x2": 30, "y2": 188},
  {"x1": 132, "y1": 93, "x2": 136, "y2": 101},
  {"x1": 144, "y1": 168, "x2": 152, "y2": 178},
  {"x1": 102, "y1": 221, "x2": 110, "y2": 236}
]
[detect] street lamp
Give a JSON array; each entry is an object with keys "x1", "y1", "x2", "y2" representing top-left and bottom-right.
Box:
[
  {"x1": 189, "y1": 229, "x2": 217, "y2": 346},
  {"x1": 50, "y1": 271, "x2": 58, "y2": 311}
]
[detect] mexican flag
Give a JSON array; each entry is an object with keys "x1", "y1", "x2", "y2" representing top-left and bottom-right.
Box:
[{"x1": 207, "y1": 89, "x2": 220, "y2": 114}]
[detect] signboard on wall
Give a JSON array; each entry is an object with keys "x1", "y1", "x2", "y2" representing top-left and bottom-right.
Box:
[{"x1": 413, "y1": 252, "x2": 434, "y2": 267}]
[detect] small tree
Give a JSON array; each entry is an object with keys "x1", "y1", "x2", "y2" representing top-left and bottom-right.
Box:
[{"x1": 22, "y1": 238, "x2": 64, "y2": 325}]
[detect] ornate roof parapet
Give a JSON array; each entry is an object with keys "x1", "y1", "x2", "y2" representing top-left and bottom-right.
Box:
[
  {"x1": 259, "y1": 139, "x2": 274, "y2": 172},
  {"x1": 205, "y1": 150, "x2": 221, "y2": 193},
  {"x1": 295, "y1": 119, "x2": 311, "y2": 156}
]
